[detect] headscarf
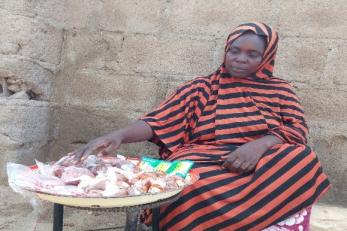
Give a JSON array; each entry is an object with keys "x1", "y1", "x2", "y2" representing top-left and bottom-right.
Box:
[{"x1": 220, "y1": 21, "x2": 279, "y2": 79}]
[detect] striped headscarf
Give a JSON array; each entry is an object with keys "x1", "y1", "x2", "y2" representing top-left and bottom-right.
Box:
[{"x1": 221, "y1": 21, "x2": 279, "y2": 79}]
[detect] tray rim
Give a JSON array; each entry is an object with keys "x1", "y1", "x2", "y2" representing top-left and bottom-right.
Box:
[{"x1": 33, "y1": 187, "x2": 183, "y2": 208}]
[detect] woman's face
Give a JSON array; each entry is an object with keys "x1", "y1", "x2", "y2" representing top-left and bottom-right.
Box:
[{"x1": 225, "y1": 33, "x2": 266, "y2": 77}]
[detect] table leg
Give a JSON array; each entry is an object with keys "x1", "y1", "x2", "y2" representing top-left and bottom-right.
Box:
[
  {"x1": 152, "y1": 208, "x2": 160, "y2": 231},
  {"x1": 125, "y1": 209, "x2": 139, "y2": 231},
  {"x1": 53, "y1": 203, "x2": 64, "y2": 231}
]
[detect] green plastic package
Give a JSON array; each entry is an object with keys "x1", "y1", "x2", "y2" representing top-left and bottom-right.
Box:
[{"x1": 139, "y1": 156, "x2": 194, "y2": 178}]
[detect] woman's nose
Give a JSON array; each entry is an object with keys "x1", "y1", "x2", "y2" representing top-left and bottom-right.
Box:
[{"x1": 235, "y1": 53, "x2": 247, "y2": 63}]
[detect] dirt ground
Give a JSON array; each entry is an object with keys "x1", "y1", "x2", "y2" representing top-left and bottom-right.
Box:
[{"x1": 0, "y1": 186, "x2": 346, "y2": 231}]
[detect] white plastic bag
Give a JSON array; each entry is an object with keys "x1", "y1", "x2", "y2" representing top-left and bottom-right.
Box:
[
  {"x1": 7, "y1": 162, "x2": 64, "y2": 193},
  {"x1": 7, "y1": 162, "x2": 45, "y2": 231}
]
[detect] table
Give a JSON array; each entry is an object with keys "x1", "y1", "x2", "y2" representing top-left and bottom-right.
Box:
[{"x1": 52, "y1": 192, "x2": 181, "y2": 231}]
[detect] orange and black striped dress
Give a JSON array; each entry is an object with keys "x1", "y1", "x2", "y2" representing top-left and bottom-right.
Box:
[{"x1": 140, "y1": 22, "x2": 331, "y2": 231}]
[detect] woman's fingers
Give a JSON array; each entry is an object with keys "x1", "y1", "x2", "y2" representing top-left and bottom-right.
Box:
[
  {"x1": 223, "y1": 158, "x2": 256, "y2": 173},
  {"x1": 233, "y1": 160, "x2": 247, "y2": 173},
  {"x1": 71, "y1": 146, "x2": 88, "y2": 164},
  {"x1": 232, "y1": 159, "x2": 243, "y2": 168},
  {"x1": 56, "y1": 155, "x2": 74, "y2": 166},
  {"x1": 80, "y1": 146, "x2": 96, "y2": 161},
  {"x1": 223, "y1": 161, "x2": 241, "y2": 173},
  {"x1": 100, "y1": 142, "x2": 120, "y2": 156},
  {"x1": 84, "y1": 140, "x2": 113, "y2": 159},
  {"x1": 70, "y1": 139, "x2": 109, "y2": 163},
  {"x1": 240, "y1": 162, "x2": 250, "y2": 173},
  {"x1": 56, "y1": 135, "x2": 123, "y2": 165},
  {"x1": 229, "y1": 165, "x2": 240, "y2": 173},
  {"x1": 246, "y1": 161, "x2": 257, "y2": 172},
  {"x1": 226, "y1": 153, "x2": 237, "y2": 163},
  {"x1": 223, "y1": 153, "x2": 259, "y2": 174},
  {"x1": 69, "y1": 147, "x2": 83, "y2": 160}
]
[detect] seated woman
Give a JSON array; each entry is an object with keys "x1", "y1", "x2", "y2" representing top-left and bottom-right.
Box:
[{"x1": 71, "y1": 22, "x2": 331, "y2": 230}]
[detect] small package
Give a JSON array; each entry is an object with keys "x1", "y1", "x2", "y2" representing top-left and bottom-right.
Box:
[{"x1": 139, "y1": 156, "x2": 194, "y2": 178}]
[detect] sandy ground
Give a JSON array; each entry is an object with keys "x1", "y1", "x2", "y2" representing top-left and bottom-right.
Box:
[{"x1": 0, "y1": 186, "x2": 346, "y2": 231}]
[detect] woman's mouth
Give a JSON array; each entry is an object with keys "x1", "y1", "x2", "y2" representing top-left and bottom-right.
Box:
[{"x1": 231, "y1": 66, "x2": 248, "y2": 72}]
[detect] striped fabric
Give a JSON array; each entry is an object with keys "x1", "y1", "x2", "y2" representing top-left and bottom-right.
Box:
[{"x1": 140, "y1": 22, "x2": 331, "y2": 230}]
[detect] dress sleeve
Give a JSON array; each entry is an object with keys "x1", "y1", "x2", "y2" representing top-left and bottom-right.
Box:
[
  {"x1": 139, "y1": 78, "x2": 210, "y2": 153},
  {"x1": 268, "y1": 85, "x2": 308, "y2": 144}
]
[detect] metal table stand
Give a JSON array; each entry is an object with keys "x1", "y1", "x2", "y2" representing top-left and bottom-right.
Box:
[{"x1": 52, "y1": 193, "x2": 180, "y2": 231}]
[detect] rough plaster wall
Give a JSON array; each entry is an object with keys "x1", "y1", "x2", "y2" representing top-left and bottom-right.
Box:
[
  {"x1": 0, "y1": 0, "x2": 64, "y2": 183},
  {"x1": 0, "y1": 0, "x2": 346, "y2": 205}
]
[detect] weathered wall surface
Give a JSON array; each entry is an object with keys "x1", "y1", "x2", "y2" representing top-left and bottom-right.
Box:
[
  {"x1": 0, "y1": 0, "x2": 64, "y2": 182},
  {"x1": 0, "y1": 0, "x2": 346, "y2": 205}
]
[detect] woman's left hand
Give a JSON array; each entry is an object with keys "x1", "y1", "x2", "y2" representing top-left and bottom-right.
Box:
[{"x1": 222, "y1": 135, "x2": 283, "y2": 173}]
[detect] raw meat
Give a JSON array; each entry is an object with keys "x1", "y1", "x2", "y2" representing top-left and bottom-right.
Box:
[{"x1": 8, "y1": 155, "x2": 196, "y2": 198}]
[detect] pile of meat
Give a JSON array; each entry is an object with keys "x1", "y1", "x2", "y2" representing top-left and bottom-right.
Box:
[{"x1": 9, "y1": 155, "x2": 193, "y2": 197}]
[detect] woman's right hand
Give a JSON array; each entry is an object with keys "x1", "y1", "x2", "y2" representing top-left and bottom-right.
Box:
[
  {"x1": 65, "y1": 120, "x2": 153, "y2": 164},
  {"x1": 69, "y1": 132, "x2": 124, "y2": 164}
]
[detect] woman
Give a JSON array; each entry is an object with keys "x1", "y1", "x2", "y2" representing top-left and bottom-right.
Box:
[{"x1": 71, "y1": 22, "x2": 331, "y2": 230}]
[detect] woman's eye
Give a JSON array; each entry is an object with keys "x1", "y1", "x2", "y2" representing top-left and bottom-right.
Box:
[
  {"x1": 228, "y1": 49, "x2": 239, "y2": 54},
  {"x1": 249, "y1": 53, "x2": 260, "y2": 58}
]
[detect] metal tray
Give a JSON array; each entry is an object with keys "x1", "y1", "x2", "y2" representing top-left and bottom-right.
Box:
[
  {"x1": 25, "y1": 169, "x2": 199, "y2": 208},
  {"x1": 34, "y1": 188, "x2": 183, "y2": 208}
]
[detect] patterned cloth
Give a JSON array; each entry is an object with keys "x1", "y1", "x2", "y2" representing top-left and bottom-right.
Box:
[
  {"x1": 140, "y1": 22, "x2": 330, "y2": 230},
  {"x1": 264, "y1": 207, "x2": 311, "y2": 231}
]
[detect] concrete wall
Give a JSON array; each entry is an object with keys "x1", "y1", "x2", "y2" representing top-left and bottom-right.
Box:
[{"x1": 0, "y1": 0, "x2": 346, "y2": 205}]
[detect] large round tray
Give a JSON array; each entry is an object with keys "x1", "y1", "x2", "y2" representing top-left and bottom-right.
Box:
[
  {"x1": 34, "y1": 188, "x2": 183, "y2": 208},
  {"x1": 25, "y1": 164, "x2": 198, "y2": 208}
]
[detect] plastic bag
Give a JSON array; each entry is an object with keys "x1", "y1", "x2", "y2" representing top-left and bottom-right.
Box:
[
  {"x1": 7, "y1": 162, "x2": 65, "y2": 193},
  {"x1": 7, "y1": 162, "x2": 45, "y2": 231},
  {"x1": 7, "y1": 162, "x2": 42, "y2": 193}
]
